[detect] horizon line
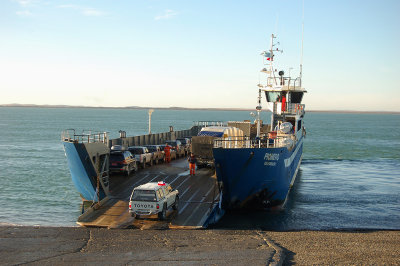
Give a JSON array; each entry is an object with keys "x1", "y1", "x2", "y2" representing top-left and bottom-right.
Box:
[{"x1": 0, "y1": 103, "x2": 399, "y2": 114}]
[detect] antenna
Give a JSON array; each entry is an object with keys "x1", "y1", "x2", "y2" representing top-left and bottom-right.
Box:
[{"x1": 300, "y1": 0, "x2": 304, "y2": 86}]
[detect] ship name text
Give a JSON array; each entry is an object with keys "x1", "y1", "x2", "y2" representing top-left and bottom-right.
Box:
[
  {"x1": 264, "y1": 152, "x2": 279, "y2": 166},
  {"x1": 264, "y1": 153, "x2": 279, "y2": 161}
]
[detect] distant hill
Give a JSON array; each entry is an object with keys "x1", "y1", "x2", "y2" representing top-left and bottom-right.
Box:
[
  {"x1": 0, "y1": 103, "x2": 252, "y2": 111},
  {"x1": 0, "y1": 103, "x2": 399, "y2": 114}
]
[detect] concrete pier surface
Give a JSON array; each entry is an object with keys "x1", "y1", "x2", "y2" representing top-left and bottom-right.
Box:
[{"x1": 0, "y1": 226, "x2": 399, "y2": 265}]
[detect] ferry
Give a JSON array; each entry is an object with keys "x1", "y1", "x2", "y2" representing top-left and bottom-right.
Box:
[
  {"x1": 212, "y1": 34, "x2": 307, "y2": 209},
  {"x1": 60, "y1": 34, "x2": 306, "y2": 228}
]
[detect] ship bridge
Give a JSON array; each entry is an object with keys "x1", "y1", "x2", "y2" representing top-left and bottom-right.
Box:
[{"x1": 263, "y1": 76, "x2": 306, "y2": 117}]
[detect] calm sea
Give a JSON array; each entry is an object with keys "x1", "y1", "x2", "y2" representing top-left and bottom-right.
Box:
[{"x1": 0, "y1": 107, "x2": 399, "y2": 230}]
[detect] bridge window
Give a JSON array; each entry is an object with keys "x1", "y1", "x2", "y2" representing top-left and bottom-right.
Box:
[
  {"x1": 265, "y1": 91, "x2": 281, "y2": 102},
  {"x1": 290, "y1": 92, "x2": 304, "y2": 103}
]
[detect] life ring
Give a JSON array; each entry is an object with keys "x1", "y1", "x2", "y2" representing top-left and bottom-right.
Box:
[{"x1": 268, "y1": 131, "x2": 277, "y2": 139}]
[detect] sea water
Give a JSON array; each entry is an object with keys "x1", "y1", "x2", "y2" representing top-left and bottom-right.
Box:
[{"x1": 0, "y1": 107, "x2": 399, "y2": 229}]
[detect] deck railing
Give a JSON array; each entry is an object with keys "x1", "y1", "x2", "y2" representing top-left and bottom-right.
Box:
[
  {"x1": 272, "y1": 102, "x2": 305, "y2": 116},
  {"x1": 62, "y1": 129, "x2": 109, "y2": 144},
  {"x1": 193, "y1": 121, "x2": 226, "y2": 127},
  {"x1": 214, "y1": 135, "x2": 295, "y2": 149},
  {"x1": 266, "y1": 76, "x2": 302, "y2": 89}
]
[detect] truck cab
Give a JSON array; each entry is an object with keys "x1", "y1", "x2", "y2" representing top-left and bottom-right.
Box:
[
  {"x1": 127, "y1": 146, "x2": 153, "y2": 168},
  {"x1": 166, "y1": 140, "x2": 186, "y2": 158},
  {"x1": 144, "y1": 145, "x2": 164, "y2": 164}
]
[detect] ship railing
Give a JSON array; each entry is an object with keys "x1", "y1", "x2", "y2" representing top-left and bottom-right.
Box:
[
  {"x1": 193, "y1": 121, "x2": 227, "y2": 127},
  {"x1": 213, "y1": 135, "x2": 294, "y2": 149},
  {"x1": 61, "y1": 129, "x2": 109, "y2": 144},
  {"x1": 266, "y1": 76, "x2": 302, "y2": 89},
  {"x1": 272, "y1": 102, "x2": 305, "y2": 116}
]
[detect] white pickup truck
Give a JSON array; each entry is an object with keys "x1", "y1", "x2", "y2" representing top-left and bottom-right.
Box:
[
  {"x1": 129, "y1": 181, "x2": 179, "y2": 220},
  {"x1": 128, "y1": 146, "x2": 153, "y2": 169}
]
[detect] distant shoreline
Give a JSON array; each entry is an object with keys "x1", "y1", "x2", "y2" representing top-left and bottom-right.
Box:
[{"x1": 0, "y1": 104, "x2": 399, "y2": 114}]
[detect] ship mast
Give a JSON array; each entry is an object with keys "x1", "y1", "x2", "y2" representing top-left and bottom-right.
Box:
[
  {"x1": 256, "y1": 89, "x2": 262, "y2": 138},
  {"x1": 269, "y1": 34, "x2": 275, "y2": 85},
  {"x1": 267, "y1": 34, "x2": 278, "y2": 130},
  {"x1": 300, "y1": 0, "x2": 305, "y2": 87}
]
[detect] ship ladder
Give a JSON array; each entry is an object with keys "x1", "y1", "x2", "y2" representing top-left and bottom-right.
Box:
[
  {"x1": 96, "y1": 174, "x2": 100, "y2": 202},
  {"x1": 90, "y1": 175, "x2": 100, "y2": 207}
]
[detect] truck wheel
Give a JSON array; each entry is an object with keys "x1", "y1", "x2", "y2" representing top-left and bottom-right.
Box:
[
  {"x1": 150, "y1": 159, "x2": 153, "y2": 166},
  {"x1": 125, "y1": 166, "x2": 131, "y2": 176},
  {"x1": 142, "y1": 161, "x2": 146, "y2": 169},
  {"x1": 158, "y1": 204, "x2": 167, "y2": 220},
  {"x1": 172, "y1": 197, "x2": 179, "y2": 210}
]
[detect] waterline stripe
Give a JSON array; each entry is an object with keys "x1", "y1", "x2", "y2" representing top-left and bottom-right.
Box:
[{"x1": 284, "y1": 137, "x2": 303, "y2": 168}]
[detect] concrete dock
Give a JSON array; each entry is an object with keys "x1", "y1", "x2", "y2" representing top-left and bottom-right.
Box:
[
  {"x1": 77, "y1": 158, "x2": 220, "y2": 229},
  {"x1": 1, "y1": 226, "x2": 399, "y2": 265}
]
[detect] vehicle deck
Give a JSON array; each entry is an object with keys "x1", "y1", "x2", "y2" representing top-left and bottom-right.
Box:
[{"x1": 77, "y1": 159, "x2": 221, "y2": 229}]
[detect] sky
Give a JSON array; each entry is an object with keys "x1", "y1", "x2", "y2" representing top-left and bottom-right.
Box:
[{"x1": 1, "y1": 0, "x2": 399, "y2": 111}]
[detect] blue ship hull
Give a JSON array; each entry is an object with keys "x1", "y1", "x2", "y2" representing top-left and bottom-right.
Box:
[
  {"x1": 63, "y1": 142, "x2": 107, "y2": 201},
  {"x1": 213, "y1": 137, "x2": 303, "y2": 209}
]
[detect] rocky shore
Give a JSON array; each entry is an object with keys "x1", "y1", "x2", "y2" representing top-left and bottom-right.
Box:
[{"x1": 0, "y1": 226, "x2": 399, "y2": 265}]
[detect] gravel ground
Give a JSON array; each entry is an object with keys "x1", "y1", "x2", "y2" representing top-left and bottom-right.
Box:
[
  {"x1": 268, "y1": 230, "x2": 400, "y2": 265},
  {"x1": 0, "y1": 226, "x2": 399, "y2": 265}
]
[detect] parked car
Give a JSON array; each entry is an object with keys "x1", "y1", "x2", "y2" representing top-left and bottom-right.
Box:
[
  {"x1": 109, "y1": 149, "x2": 137, "y2": 176},
  {"x1": 159, "y1": 144, "x2": 177, "y2": 161},
  {"x1": 165, "y1": 140, "x2": 186, "y2": 158},
  {"x1": 177, "y1": 137, "x2": 191, "y2": 155},
  {"x1": 144, "y1": 145, "x2": 164, "y2": 164},
  {"x1": 128, "y1": 146, "x2": 153, "y2": 168},
  {"x1": 129, "y1": 181, "x2": 179, "y2": 220},
  {"x1": 110, "y1": 145, "x2": 125, "y2": 151}
]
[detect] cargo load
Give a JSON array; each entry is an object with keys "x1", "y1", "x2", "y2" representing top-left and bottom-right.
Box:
[{"x1": 192, "y1": 126, "x2": 244, "y2": 168}]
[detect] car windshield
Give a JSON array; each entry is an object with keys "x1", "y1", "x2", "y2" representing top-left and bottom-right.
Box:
[
  {"x1": 129, "y1": 148, "x2": 143, "y2": 154},
  {"x1": 131, "y1": 190, "x2": 157, "y2": 201},
  {"x1": 147, "y1": 147, "x2": 157, "y2": 152},
  {"x1": 178, "y1": 139, "x2": 187, "y2": 144},
  {"x1": 166, "y1": 141, "x2": 176, "y2": 147}
]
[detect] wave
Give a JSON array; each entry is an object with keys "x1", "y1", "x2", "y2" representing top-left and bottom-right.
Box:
[{"x1": 301, "y1": 158, "x2": 400, "y2": 165}]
